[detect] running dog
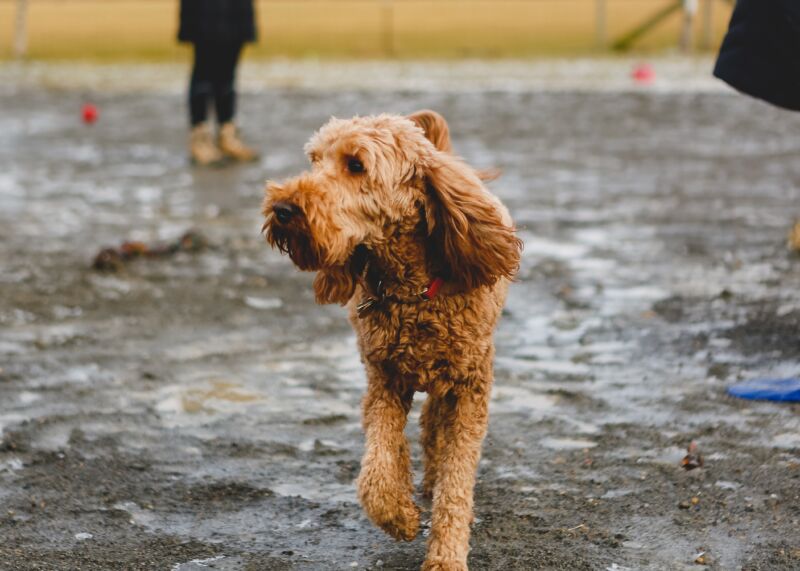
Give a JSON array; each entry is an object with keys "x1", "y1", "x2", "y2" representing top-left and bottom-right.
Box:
[{"x1": 262, "y1": 110, "x2": 522, "y2": 570}]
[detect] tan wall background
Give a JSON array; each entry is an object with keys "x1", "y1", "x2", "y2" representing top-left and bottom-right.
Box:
[{"x1": 0, "y1": 0, "x2": 734, "y2": 60}]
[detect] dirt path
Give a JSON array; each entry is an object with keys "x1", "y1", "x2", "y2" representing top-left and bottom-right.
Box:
[{"x1": 1, "y1": 70, "x2": 799, "y2": 570}]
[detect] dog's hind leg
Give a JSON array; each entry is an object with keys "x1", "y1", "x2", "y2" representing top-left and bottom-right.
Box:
[
  {"x1": 423, "y1": 381, "x2": 490, "y2": 571},
  {"x1": 420, "y1": 394, "x2": 446, "y2": 500},
  {"x1": 357, "y1": 371, "x2": 420, "y2": 541}
]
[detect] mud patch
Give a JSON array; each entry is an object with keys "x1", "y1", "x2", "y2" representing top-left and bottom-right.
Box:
[
  {"x1": 725, "y1": 308, "x2": 800, "y2": 361},
  {"x1": 2, "y1": 78, "x2": 800, "y2": 569},
  {"x1": 0, "y1": 538, "x2": 221, "y2": 571}
]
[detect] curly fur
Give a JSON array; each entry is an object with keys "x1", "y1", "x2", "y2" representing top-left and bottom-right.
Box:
[{"x1": 262, "y1": 110, "x2": 522, "y2": 571}]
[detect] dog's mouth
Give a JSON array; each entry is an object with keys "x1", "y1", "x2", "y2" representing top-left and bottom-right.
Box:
[
  {"x1": 264, "y1": 213, "x2": 323, "y2": 271},
  {"x1": 263, "y1": 191, "x2": 366, "y2": 272}
]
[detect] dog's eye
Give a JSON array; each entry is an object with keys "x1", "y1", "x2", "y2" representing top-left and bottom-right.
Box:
[{"x1": 347, "y1": 157, "x2": 365, "y2": 174}]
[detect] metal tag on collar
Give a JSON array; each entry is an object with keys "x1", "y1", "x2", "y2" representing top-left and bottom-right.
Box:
[{"x1": 357, "y1": 297, "x2": 378, "y2": 318}]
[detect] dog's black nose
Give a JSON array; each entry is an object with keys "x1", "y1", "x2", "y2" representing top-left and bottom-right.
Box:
[{"x1": 273, "y1": 202, "x2": 300, "y2": 224}]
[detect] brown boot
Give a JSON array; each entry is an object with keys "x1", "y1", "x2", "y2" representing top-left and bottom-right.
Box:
[
  {"x1": 218, "y1": 122, "x2": 258, "y2": 162},
  {"x1": 190, "y1": 123, "x2": 225, "y2": 166},
  {"x1": 789, "y1": 221, "x2": 800, "y2": 252}
]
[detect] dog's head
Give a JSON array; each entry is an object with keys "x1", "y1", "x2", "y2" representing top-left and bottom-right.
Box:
[{"x1": 262, "y1": 110, "x2": 522, "y2": 304}]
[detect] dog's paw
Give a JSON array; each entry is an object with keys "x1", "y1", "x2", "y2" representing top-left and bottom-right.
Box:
[
  {"x1": 376, "y1": 499, "x2": 421, "y2": 541},
  {"x1": 358, "y1": 476, "x2": 420, "y2": 541},
  {"x1": 363, "y1": 493, "x2": 420, "y2": 541},
  {"x1": 421, "y1": 558, "x2": 468, "y2": 571}
]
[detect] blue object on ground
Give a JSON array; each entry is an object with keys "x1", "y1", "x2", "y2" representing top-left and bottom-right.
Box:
[{"x1": 728, "y1": 378, "x2": 800, "y2": 402}]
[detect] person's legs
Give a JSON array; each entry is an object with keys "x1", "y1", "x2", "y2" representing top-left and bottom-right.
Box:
[
  {"x1": 211, "y1": 42, "x2": 242, "y2": 125},
  {"x1": 189, "y1": 43, "x2": 215, "y2": 126},
  {"x1": 213, "y1": 42, "x2": 258, "y2": 161},
  {"x1": 188, "y1": 42, "x2": 224, "y2": 166}
]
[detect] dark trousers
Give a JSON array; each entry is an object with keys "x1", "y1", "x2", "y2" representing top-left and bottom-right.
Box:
[{"x1": 189, "y1": 42, "x2": 243, "y2": 126}]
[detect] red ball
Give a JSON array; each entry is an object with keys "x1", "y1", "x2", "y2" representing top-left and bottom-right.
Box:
[
  {"x1": 82, "y1": 103, "x2": 99, "y2": 124},
  {"x1": 632, "y1": 63, "x2": 655, "y2": 84}
]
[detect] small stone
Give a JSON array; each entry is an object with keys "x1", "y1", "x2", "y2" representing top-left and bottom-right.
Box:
[
  {"x1": 718, "y1": 288, "x2": 734, "y2": 301},
  {"x1": 681, "y1": 441, "x2": 704, "y2": 471},
  {"x1": 679, "y1": 501, "x2": 691, "y2": 510}
]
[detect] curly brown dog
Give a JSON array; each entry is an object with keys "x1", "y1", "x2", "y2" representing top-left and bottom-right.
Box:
[{"x1": 262, "y1": 110, "x2": 522, "y2": 571}]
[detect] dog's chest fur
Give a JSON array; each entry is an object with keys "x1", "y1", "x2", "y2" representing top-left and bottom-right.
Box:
[{"x1": 349, "y1": 282, "x2": 506, "y2": 394}]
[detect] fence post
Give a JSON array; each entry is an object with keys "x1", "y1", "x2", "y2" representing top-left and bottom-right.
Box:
[
  {"x1": 680, "y1": 0, "x2": 698, "y2": 52},
  {"x1": 381, "y1": 0, "x2": 395, "y2": 57},
  {"x1": 14, "y1": 0, "x2": 29, "y2": 59},
  {"x1": 701, "y1": 0, "x2": 714, "y2": 50},
  {"x1": 595, "y1": 0, "x2": 607, "y2": 49}
]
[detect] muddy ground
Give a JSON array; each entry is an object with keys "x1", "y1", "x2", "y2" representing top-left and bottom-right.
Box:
[{"x1": 1, "y1": 62, "x2": 799, "y2": 570}]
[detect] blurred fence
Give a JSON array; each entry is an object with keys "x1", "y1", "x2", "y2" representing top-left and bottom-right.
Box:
[{"x1": 1, "y1": 0, "x2": 734, "y2": 60}]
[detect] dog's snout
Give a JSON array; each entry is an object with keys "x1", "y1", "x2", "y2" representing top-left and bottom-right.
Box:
[{"x1": 273, "y1": 201, "x2": 300, "y2": 224}]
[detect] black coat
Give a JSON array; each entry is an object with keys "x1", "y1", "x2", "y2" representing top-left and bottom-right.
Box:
[
  {"x1": 714, "y1": 0, "x2": 800, "y2": 111},
  {"x1": 178, "y1": 0, "x2": 257, "y2": 45}
]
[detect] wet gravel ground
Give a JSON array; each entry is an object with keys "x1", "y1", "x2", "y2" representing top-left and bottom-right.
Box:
[{"x1": 1, "y1": 62, "x2": 800, "y2": 570}]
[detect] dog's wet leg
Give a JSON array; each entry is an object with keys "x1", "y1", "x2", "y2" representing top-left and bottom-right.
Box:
[
  {"x1": 357, "y1": 372, "x2": 420, "y2": 541},
  {"x1": 423, "y1": 382, "x2": 490, "y2": 571}
]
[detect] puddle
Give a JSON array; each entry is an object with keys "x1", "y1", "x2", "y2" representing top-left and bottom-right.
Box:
[
  {"x1": 272, "y1": 481, "x2": 356, "y2": 504},
  {"x1": 772, "y1": 433, "x2": 800, "y2": 449},
  {"x1": 491, "y1": 386, "x2": 557, "y2": 413},
  {"x1": 243, "y1": 296, "x2": 283, "y2": 310},
  {"x1": 172, "y1": 556, "x2": 227, "y2": 571},
  {"x1": 540, "y1": 437, "x2": 597, "y2": 450},
  {"x1": 156, "y1": 380, "x2": 262, "y2": 415},
  {"x1": 1, "y1": 72, "x2": 799, "y2": 570}
]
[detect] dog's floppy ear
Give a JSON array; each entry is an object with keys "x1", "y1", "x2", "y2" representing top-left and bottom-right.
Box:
[
  {"x1": 408, "y1": 109, "x2": 453, "y2": 153},
  {"x1": 425, "y1": 152, "x2": 522, "y2": 291},
  {"x1": 313, "y1": 266, "x2": 357, "y2": 305},
  {"x1": 409, "y1": 109, "x2": 500, "y2": 182}
]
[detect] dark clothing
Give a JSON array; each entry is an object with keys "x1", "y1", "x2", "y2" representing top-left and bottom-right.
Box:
[
  {"x1": 179, "y1": 0, "x2": 256, "y2": 44},
  {"x1": 714, "y1": 0, "x2": 800, "y2": 111},
  {"x1": 189, "y1": 42, "x2": 243, "y2": 125},
  {"x1": 179, "y1": 0, "x2": 257, "y2": 126}
]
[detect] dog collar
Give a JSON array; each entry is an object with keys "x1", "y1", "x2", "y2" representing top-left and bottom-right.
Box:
[
  {"x1": 357, "y1": 276, "x2": 445, "y2": 318},
  {"x1": 421, "y1": 277, "x2": 444, "y2": 300}
]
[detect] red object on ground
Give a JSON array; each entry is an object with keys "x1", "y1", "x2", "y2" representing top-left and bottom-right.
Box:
[
  {"x1": 632, "y1": 63, "x2": 655, "y2": 84},
  {"x1": 82, "y1": 103, "x2": 99, "y2": 124}
]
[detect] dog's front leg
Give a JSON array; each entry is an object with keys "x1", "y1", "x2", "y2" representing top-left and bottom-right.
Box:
[
  {"x1": 357, "y1": 370, "x2": 420, "y2": 541},
  {"x1": 423, "y1": 384, "x2": 490, "y2": 571}
]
